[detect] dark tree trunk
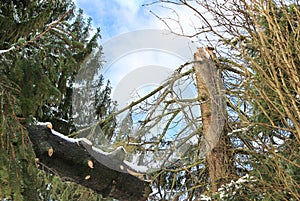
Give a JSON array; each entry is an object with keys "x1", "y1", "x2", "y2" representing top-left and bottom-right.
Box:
[{"x1": 27, "y1": 125, "x2": 151, "y2": 201}]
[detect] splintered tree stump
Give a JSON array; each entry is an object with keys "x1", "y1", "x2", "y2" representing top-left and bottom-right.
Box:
[
  {"x1": 27, "y1": 125, "x2": 151, "y2": 201},
  {"x1": 194, "y1": 48, "x2": 234, "y2": 192}
]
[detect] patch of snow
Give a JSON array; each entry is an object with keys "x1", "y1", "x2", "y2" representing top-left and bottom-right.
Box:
[
  {"x1": 78, "y1": 138, "x2": 93, "y2": 145},
  {"x1": 37, "y1": 122, "x2": 148, "y2": 174},
  {"x1": 37, "y1": 122, "x2": 52, "y2": 126},
  {"x1": 46, "y1": 183, "x2": 51, "y2": 191},
  {"x1": 131, "y1": 152, "x2": 142, "y2": 164},
  {"x1": 0, "y1": 46, "x2": 15, "y2": 54},
  {"x1": 199, "y1": 194, "x2": 212, "y2": 201},
  {"x1": 51, "y1": 129, "x2": 77, "y2": 142},
  {"x1": 227, "y1": 127, "x2": 249, "y2": 136},
  {"x1": 114, "y1": 146, "x2": 127, "y2": 154},
  {"x1": 37, "y1": 122, "x2": 93, "y2": 146},
  {"x1": 46, "y1": 20, "x2": 59, "y2": 27},
  {"x1": 91, "y1": 146, "x2": 110, "y2": 155},
  {"x1": 217, "y1": 174, "x2": 257, "y2": 199},
  {"x1": 124, "y1": 160, "x2": 148, "y2": 173}
]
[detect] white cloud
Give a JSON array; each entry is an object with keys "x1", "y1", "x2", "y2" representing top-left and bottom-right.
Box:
[
  {"x1": 75, "y1": 0, "x2": 165, "y2": 40},
  {"x1": 75, "y1": 0, "x2": 210, "y2": 42},
  {"x1": 74, "y1": 1, "x2": 201, "y2": 109},
  {"x1": 114, "y1": 0, "x2": 140, "y2": 13}
]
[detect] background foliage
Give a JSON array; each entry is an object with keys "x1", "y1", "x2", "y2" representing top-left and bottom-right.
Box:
[
  {"x1": 0, "y1": 1, "x2": 113, "y2": 200},
  {"x1": 140, "y1": 1, "x2": 300, "y2": 200}
]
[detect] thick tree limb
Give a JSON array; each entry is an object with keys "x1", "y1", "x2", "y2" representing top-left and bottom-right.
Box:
[
  {"x1": 194, "y1": 47, "x2": 234, "y2": 192},
  {"x1": 27, "y1": 125, "x2": 151, "y2": 201}
]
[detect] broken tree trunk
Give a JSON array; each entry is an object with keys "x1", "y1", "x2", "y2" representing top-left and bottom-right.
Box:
[
  {"x1": 194, "y1": 48, "x2": 234, "y2": 192},
  {"x1": 27, "y1": 125, "x2": 151, "y2": 201}
]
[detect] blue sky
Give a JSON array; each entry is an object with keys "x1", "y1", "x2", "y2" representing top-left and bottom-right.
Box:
[
  {"x1": 75, "y1": 0, "x2": 164, "y2": 40},
  {"x1": 73, "y1": 0, "x2": 200, "y2": 109},
  {"x1": 74, "y1": 0, "x2": 204, "y2": 41}
]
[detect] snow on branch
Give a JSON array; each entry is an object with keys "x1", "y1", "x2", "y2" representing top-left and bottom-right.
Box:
[
  {"x1": 0, "y1": 46, "x2": 15, "y2": 54},
  {"x1": 28, "y1": 123, "x2": 151, "y2": 200},
  {"x1": 36, "y1": 122, "x2": 148, "y2": 174}
]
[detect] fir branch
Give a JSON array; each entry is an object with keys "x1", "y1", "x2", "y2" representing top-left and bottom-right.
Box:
[{"x1": 0, "y1": 10, "x2": 72, "y2": 55}]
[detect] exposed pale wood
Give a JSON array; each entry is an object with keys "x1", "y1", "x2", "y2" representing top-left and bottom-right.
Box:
[{"x1": 194, "y1": 47, "x2": 234, "y2": 192}]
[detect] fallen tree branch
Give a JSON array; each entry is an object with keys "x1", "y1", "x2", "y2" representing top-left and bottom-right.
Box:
[{"x1": 27, "y1": 124, "x2": 151, "y2": 201}]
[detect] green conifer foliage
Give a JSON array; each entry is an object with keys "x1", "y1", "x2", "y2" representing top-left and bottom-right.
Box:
[
  {"x1": 224, "y1": 2, "x2": 300, "y2": 200},
  {"x1": 0, "y1": 81, "x2": 38, "y2": 200},
  {"x1": 0, "y1": 1, "x2": 112, "y2": 200}
]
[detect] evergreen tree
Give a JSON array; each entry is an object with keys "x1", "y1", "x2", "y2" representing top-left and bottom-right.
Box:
[
  {"x1": 211, "y1": 2, "x2": 300, "y2": 200},
  {"x1": 238, "y1": 3, "x2": 300, "y2": 199},
  {"x1": 0, "y1": 1, "x2": 113, "y2": 200},
  {"x1": 143, "y1": 1, "x2": 300, "y2": 200}
]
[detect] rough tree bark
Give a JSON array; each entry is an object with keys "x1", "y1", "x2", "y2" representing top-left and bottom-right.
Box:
[
  {"x1": 194, "y1": 47, "x2": 234, "y2": 192},
  {"x1": 27, "y1": 125, "x2": 151, "y2": 201}
]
